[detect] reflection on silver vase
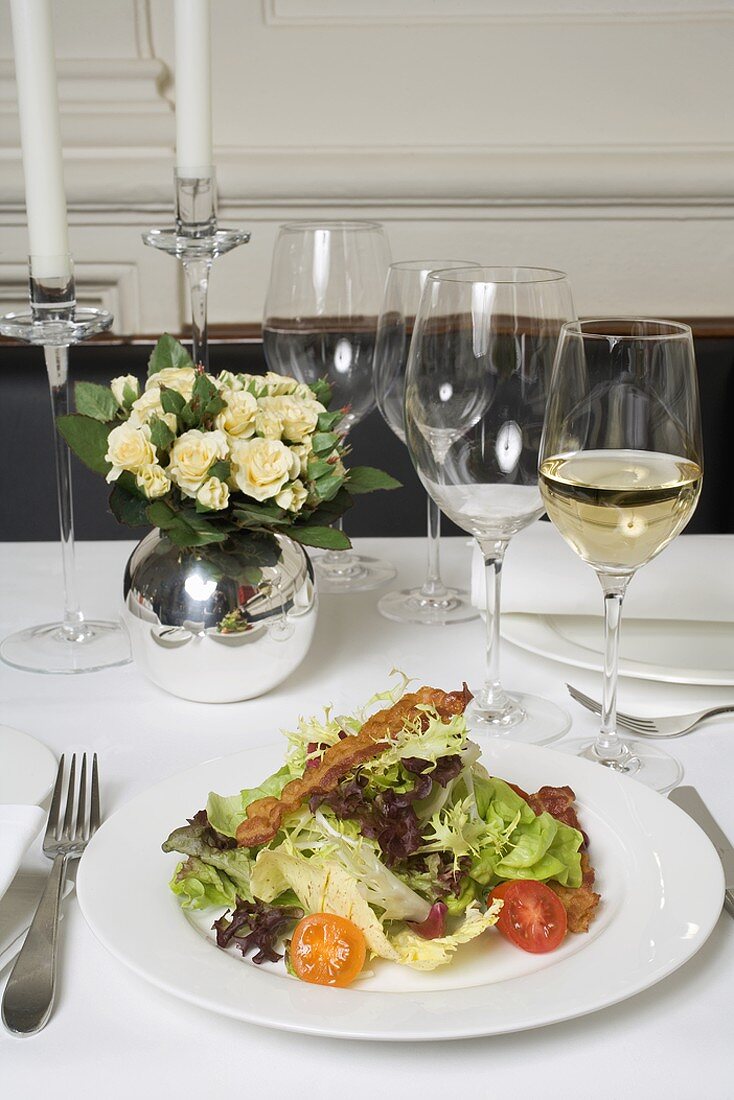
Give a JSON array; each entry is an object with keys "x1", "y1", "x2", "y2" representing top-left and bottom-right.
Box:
[{"x1": 123, "y1": 530, "x2": 317, "y2": 703}]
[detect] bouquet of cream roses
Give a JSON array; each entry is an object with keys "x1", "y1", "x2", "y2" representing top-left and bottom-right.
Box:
[{"x1": 58, "y1": 335, "x2": 398, "y2": 578}]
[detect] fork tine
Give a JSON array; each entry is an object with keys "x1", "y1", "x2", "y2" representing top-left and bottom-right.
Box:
[
  {"x1": 44, "y1": 754, "x2": 66, "y2": 845},
  {"x1": 567, "y1": 684, "x2": 601, "y2": 714},
  {"x1": 90, "y1": 753, "x2": 100, "y2": 835},
  {"x1": 75, "y1": 753, "x2": 88, "y2": 841},
  {"x1": 61, "y1": 754, "x2": 76, "y2": 840}
]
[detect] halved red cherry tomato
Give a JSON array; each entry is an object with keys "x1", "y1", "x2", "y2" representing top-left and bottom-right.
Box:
[
  {"x1": 489, "y1": 880, "x2": 568, "y2": 953},
  {"x1": 290, "y1": 913, "x2": 367, "y2": 987}
]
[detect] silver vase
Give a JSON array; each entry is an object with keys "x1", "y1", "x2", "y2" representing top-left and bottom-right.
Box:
[{"x1": 122, "y1": 529, "x2": 317, "y2": 702}]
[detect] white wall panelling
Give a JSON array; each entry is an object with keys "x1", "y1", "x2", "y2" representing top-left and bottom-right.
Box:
[{"x1": 0, "y1": 0, "x2": 731, "y2": 334}]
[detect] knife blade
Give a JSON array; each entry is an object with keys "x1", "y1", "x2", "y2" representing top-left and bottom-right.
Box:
[{"x1": 669, "y1": 786, "x2": 734, "y2": 918}]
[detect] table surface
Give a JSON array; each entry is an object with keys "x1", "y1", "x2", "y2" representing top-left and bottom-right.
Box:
[{"x1": 1, "y1": 535, "x2": 732, "y2": 1099}]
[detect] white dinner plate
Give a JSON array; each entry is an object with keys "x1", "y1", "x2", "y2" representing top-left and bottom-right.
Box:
[
  {"x1": 0, "y1": 725, "x2": 57, "y2": 806},
  {"x1": 502, "y1": 614, "x2": 734, "y2": 686},
  {"x1": 76, "y1": 738, "x2": 724, "y2": 1041}
]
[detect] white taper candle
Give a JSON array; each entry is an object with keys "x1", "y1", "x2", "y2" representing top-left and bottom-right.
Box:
[
  {"x1": 174, "y1": 0, "x2": 213, "y2": 176},
  {"x1": 10, "y1": 0, "x2": 71, "y2": 279}
]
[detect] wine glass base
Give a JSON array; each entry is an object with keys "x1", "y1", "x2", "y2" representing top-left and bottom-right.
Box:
[
  {"x1": 558, "y1": 737, "x2": 683, "y2": 793},
  {"x1": 0, "y1": 620, "x2": 131, "y2": 675},
  {"x1": 468, "y1": 691, "x2": 571, "y2": 746},
  {"x1": 315, "y1": 555, "x2": 396, "y2": 594},
  {"x1": 377, "y1": 585, "x2": 478, "y2": 625}
]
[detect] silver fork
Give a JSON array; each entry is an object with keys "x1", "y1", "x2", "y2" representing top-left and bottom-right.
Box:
[
  {"x1": 567, "y1": 683, "x2": 734, "y2": 738},
  {"x1": 1, "y1": 752, "x2": 100, "y2": 1036}
]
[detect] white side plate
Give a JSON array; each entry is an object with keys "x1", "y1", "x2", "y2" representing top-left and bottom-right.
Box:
[
  {"x1": 0, "y1": 726, "x2": 57, "y2": 806},
  {"x1": 502, "y1": 615, "x2": 734, "y2": 686},
  {"x1": 76, "y1": 739, "x2": 724, "y2": 1041}
]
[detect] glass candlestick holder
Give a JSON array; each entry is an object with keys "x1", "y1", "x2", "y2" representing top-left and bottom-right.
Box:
[
  {"x1": 0, "y1": 259, "x2": 131, "y2": 674},
  {"x1": 143, "y1": 169, "x2": 250, "y2": 368}
]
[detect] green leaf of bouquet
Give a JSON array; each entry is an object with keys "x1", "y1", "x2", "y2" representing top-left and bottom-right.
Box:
[
  {"x1": 56, "y1": 414, "x2": 111, "y2": 476},
  {"x1": 309, "y1": 378, "x2": 332, "y2": 407},
  {"x1": 306, "y1": 487, "x2": 353, "y2": 526},
  {"x1": 148, "y1": 415, "x2": 175, "y2": 452},
  {"x1": 307, "y1": 456, "x2": 335, "y2": 481},
  {"x1": 289, "y1": 525, "x2": 351, "y2": 550},
  {"x1": 208, "y1": 459, "x2": 230, "y2": 482},
  {"x1": 311, "y1": 431, "x2": 340, "y2": 456},
  {"x1": 109, "y1": 475, "x2": 149, "y2": 527},
  {"x1": 122, "y1": 382, "x2": 138, "y2": 409},
  {"x1": 74, "y1": 381, "x2": 118, "y2": 423},
  {"x1": 346, "y1": 466, "x2": 402, "y2": 494},
  {"x1": 232, "y1": 500, "x2": 290, "y2": 528},
  {"x1": 179, "y1": 400, "x2": 199, "y2": 429},
  {"x1": 146, "y1": 500, "x2": 227, "y2": 547},
  {"x1": 317, "y1": 410, "x2": 344, "y2": 432},
  {"x1": 313, "y1": 471, "x2": 344, "y2": 503},
  {"x1": 160, "y1": 386, "x2": 186, "y2": 416},
  {"x1": 148, "y1": 333, "x2": 193, "y2": 378}
]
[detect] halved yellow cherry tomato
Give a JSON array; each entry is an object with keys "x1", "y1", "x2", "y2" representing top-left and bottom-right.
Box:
[{"x1": 290, "y1": 913, "x2": 367, "y2": 987}]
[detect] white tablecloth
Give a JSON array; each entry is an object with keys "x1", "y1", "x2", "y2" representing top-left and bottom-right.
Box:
[{"x1": 1, "y1": 537, "x2": 732, "y2": 1099}]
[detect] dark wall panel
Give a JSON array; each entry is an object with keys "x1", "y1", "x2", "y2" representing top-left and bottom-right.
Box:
[{"x1": 1, "y1": 337, "x2": 732, "y2": 540}]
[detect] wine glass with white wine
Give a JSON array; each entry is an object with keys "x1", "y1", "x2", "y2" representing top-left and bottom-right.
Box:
[{"x1": 539, "y1": 319, "x2": 703, "y2": 791}]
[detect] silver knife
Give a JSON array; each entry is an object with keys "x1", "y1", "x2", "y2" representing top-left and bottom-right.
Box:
[{"x1": 669, "y1": 786, "x2": 734, "y2": 918}]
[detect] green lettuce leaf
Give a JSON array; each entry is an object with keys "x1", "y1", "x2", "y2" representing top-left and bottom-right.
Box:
[
  {"x1": 162, "y1": 821, "x2": 254, "y2": 900},
  {"x1": 169, "y1": 856, "x2": 237, "y2": 910},
  {"x1": 205, "y1": 764, "x2": 292, "y2": 839},
  {"x1": 469, "y1": 776, "x2": 583, "y2": 889}
]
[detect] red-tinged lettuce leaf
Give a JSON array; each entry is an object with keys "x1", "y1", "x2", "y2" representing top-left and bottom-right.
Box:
[
  {"x1": 407, "y1": 901, "x2": 448, "y2": 940},
  {"x1": 212, "y1": 897, "x2": 304, "y2": 964},
  {"x1": 401, "y1": 754, "x2": 464, "y2": 788}
]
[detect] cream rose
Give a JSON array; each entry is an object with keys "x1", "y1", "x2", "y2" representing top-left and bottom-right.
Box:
[
  {"x1": 290, "y1": 438, "x2": 313, "y2": 478},
  {"x1": 230, "y1": 438, "x2": 300, "y2": 502},
  {"x1": 128, "y1": 387, "x2": 178, "y2": 434},
  {"x1": 197, "y1": 476, "x2": 230, "y2": 511},
  {"x1": 135, "y1": 463, "x2": 171, "y2": 499},
  {"x1": 256, "y1": 395, "x2": 324, "y2": 443},
  {"x1": 255, "y1": 398, "x2": 285, "y2": 440},
  {"x1": 146, "y1": 366, "x2": 197, "y2": 400},
  {"x1": 215, "y1": 389, "x2": 258, "y2": 439},
  {"x1": 168, "y1": 429, "x2": 228, "y2": 497},
  {"x1": 111, "y1": 374, "x2": 139, "y2": 406},
  {"x1": 275, "y1": 478, "x2": 308, "y2": 513},
  {"x1": 262, "y1": 371, "x2": 300, "y2": 397},
  {"x1": 104, "y1": 423, "x2": 156, "y2": 483},
  {"x1": 216, "y1": 370, "x2": 243, "y2": 392}
]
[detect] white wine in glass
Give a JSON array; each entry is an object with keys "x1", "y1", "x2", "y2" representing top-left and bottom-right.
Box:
[{"x1": 539, "y1": 320, "x2": 703, "y2": 791}]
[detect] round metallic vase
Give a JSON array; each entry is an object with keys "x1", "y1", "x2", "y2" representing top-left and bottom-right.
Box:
[{"x1": 122, "y1": 530, "x2": 317, "y2": 703}]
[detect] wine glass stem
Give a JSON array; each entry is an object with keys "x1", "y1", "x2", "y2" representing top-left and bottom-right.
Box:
[
  {"x1": 322, "y1": 516, "x2": 354, "y2": 567},
  {"x1": 45, "y1": 345, "x2": 86, "y2": 641},
  {"x1": 420, "y1": 494, "x2": 447, "y2": 598},
  {"x1": 183, "y1": 257, "x2": 212, "y2": 368},
  {"x1": 595, "y1": 574, "x2": 631, "y2": 760},
  {"x1": 479, "y1": 538, "x2": 510, "y2": 708}
]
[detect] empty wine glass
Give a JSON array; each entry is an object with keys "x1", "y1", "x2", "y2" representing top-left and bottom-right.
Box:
[
  {"x1": 404, "y1": 266, "x2": 576, "y2": 743},
  {"x1": 374, "y1": 259, "x2": 480, "y2": 624},
  {"x1": 540, "y1": 319, "x2": 703, "y2": 791},
  {"x1": 263, "y1": 220, "x2": 396, "y2": 593}
]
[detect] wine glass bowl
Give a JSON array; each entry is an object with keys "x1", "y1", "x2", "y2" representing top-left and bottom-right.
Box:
[
  {"x1": 263, "y1": 220, "x2": 396, "y2": 592},
  {"x1": 539, "y1": 318, "x2": 703, "y2": 790},
  {"x1": 374, "y1": 259, "x2": 480, "y2": 625},
  {"x1": 404, "y1": 266, "x2": 576, "y2": 741}
]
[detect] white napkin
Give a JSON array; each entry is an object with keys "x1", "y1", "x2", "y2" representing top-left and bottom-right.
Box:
[
  {"x1": 0, "y1": 805, "x2": 45, "y2": 904},
  {"x1": 470, "y1": 524, "x2": 734, "y2": 622}
]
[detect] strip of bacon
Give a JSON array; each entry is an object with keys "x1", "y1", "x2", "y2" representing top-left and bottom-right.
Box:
[
  {"x1": 526, "y1": 785, "x2": 601, "y2": 933},
  {"x1": 235, "y1": 684, "x2": 473, "y2": 848}
]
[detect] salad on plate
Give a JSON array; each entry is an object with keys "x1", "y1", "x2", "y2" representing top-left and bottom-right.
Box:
[{"x1": 162, "y1": 677, "x2": 600, "y2": 987}]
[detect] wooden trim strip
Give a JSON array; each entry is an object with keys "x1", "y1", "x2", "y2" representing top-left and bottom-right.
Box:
[{"x1": 2, "y1": 318, "x2": 734, "y2": 347}]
